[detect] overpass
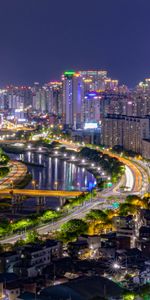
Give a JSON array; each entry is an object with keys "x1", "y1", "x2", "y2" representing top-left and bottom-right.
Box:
[{"x1": 0, "y1": 189, "x2": 85, "y2": 198}]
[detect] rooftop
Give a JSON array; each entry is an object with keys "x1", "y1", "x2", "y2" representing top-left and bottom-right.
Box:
[{"x1": 40, "y1": 276, "x2": 124, "y2": 300}]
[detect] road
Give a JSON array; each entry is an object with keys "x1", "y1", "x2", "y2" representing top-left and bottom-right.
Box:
[
  {"x1": 58, "y1": 140, "x2": 147, "y2": 194},
  {"x1": 0, "y1": 139, "x2": 26, "y2": 144},
  {"x1": 0, "y1": 161, "x2": 27, "y2": 190},
  {"x1": 0, "y1": 191, "x2": 124, "y2": 244},
  {"x1": 0, "y1": 139, "x2": 149, "y2": 244}
]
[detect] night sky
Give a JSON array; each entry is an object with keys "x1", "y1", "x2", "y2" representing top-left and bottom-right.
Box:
[{"x1": 0, "y1": 0, "x2": 150, "y2": 87}]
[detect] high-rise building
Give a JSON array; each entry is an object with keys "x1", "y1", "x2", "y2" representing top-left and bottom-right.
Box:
[
  {"x1": 46, "y1": 81, "x2": 63, "y2": 116},
  {"x1": 62, "y1": 71, "x2": 82, "y2": 129},
  {"x1": 79, "y1": 70, "x2": 107, "y2": 91},
  {"x1": 101, "y1": 114, "x2": 150, "y2": 154}
]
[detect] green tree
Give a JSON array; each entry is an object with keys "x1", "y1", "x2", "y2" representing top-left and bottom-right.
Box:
[
  {"x1": 60, "y1": 219, "x2": 88, "y2": 242},
  {"x1": 40, "y1": 210, "x2": 59, "y2": 223},
  {"x1": 0, "y1": 151, "x2": 10, "y2": 165},
  {"x1": 11, "y1": 219, "x2": 33, "y2": 232},
  {"x1": 86, "y1": 209, "x2": 108, "y2": 222},
  {"x1": 25, "y1": 230, "x2": 40, "y2": 244}
]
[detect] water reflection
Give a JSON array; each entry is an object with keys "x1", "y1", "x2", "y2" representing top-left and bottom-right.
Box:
[{"x1": 10, "y1": 152, "x2": 95, "y2": 191}]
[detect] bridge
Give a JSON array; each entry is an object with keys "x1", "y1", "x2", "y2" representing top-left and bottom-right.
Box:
[
  {"x1": 0, "y1": 189, "x2": 85, "y2": 198},
  {"x1": 0, "y1": 140, "x2": 27, "y2": 144}
]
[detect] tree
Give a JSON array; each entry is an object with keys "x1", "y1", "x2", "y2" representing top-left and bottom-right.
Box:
[
  {"x1": 122, "y1": 291, "x2": 136, "y2": 300},
  {"x1": 0, "y1": 151, "x2": 10, "y2": 165},
  {"x1": 25, "y1": 230, "x2": 40, "y2": 244},
  {"x1": 126, "y1": 195, "x2": 149, "y2": 209},
  {"x1": 40, "y1": 210, "x2": 59, "y2": 223},
  {"x1": 60, "y1": 219, "x2": 88, "y2": 242},
  {"x1": 119, "y1": 203, "x2": 138, "y2": 216},
  {"x1": 0, "y1": 219, "x2": 11, "y2": 236},
  {"x1": 11, "y1": 219, "x2": 33, "y2": 232},
  {"x1": 86, "y1": 208, "x2": 116, "y2": 235},
  {"x1": 86, "y1": 209, "x2": 108, "y2": 222},
  {"x1": 14, "y1": 239, "x2": 26, "y2": 248}
]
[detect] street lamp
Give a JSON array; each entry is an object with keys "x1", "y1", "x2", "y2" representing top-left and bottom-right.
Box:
[
  {"x1": 32, "y1": 180, "x2": 36, "y2": 190},
  {"x1": 10, "y1": 180, "x2": 13, "y2": 189},
  {"x1": 113, "y1": 263, "x2": 120, "y2": 270}
]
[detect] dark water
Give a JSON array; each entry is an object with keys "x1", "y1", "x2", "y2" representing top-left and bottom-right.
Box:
[{"x1": 9, "y1": 152, "x2": 95, "y2": 211}]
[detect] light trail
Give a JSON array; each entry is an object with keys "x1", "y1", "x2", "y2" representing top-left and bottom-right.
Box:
[{"x1": 124, "y1": 165, "x2": 134, "y2": 192}]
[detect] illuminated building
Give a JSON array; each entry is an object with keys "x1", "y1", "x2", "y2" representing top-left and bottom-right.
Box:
[
  {"x1": 79, "y1": 70, "x2": 107, "y2": 91},
  {"x1": 62, "y1": 71, "x2": 82, "y2": 129},
  {"x1": 101, "y1": 115, "x2": 150, "y2": 153},
  {"x1": 82, "y1": 92, "x2": 101, "y2": 125},
  {"x1": 46, "y1": 81, "x2": 63, "y2": 116},
  {"x1": 104, "y1": 78, "x2": 118, "y2": 91}
]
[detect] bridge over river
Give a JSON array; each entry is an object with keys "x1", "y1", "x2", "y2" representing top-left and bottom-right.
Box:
[{"x1": 0, "y1": 189, "x2": 85, "y2": 198}]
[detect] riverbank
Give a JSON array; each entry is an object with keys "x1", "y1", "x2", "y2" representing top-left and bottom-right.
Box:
[{"x1": 0, "y1": 161, "x2": 28, "y2": 190}]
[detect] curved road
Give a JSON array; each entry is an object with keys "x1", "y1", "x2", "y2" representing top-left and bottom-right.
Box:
[
  {"x1": 0, "y1": 140, "x2": 149, "y2": 244},
  {"x1": 0, "y1": 161, "x2": 27, "y2": 190},
  {"x1": 58, "y1": 140, "x2": 147, "y2": 194}
]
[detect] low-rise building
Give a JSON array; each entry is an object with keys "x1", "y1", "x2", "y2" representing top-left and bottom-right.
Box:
[
  {"x1": 4, "y1": 282, "x2": 20, "y2": 300},
  {"x1": 112, "y1": 215, "x2": 135, "y2": 247},
  {"x1": 139, "y1": 226, "x2": 150, "y2": 241},
  {"x1": 0, "y1": 251, "x2": 20, "y2": 273},
  {"x1": 140, "y1": 209, "x2": 150, "y2": 227},
  {"x1": 116, "y1": 248, "x2": 143, "y2": 268},
  {"x1": 14, "y1": 240, "x2": 62, "y2": 278}
]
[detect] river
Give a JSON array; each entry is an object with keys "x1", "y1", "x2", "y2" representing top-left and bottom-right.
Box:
[{"x1": 8, "y1": 151, "x2": 95, "y2": 212}]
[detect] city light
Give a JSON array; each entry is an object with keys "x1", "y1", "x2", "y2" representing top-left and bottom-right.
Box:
[
  {"x1": 113, "y1": 263, "x2": 120, "y2": 270},
  {"x1": 84, "y1": 122, "x2": 98, "y2": 129}
]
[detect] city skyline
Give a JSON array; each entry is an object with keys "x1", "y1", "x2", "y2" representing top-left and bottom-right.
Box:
[
  {"x1": 0, "y1": 0, "x2": 150, "y2": 86},
  {"x1": 0, "y1": 1, "x2": 150, "y2": 298}
]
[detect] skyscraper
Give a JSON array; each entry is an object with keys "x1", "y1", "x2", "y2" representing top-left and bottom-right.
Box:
[{"x1": 62, "y1": 71, "x2": 82, "y2": 129}]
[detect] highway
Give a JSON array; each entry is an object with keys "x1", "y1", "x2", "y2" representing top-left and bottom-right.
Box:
[
  {"x1": 0, "y1": 139, "x2": 149, "y2": 244},
  {"x1": 0, "y1": 191, "x2": 124, "y2": 245},
  {"x1": 58, "y1": 140, "x2": 146, "y2": 194}
]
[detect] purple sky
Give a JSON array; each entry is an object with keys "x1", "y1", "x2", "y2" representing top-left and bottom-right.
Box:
[{"x1": 0, "y1": 0, "x2": 150, "y2": 87}]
